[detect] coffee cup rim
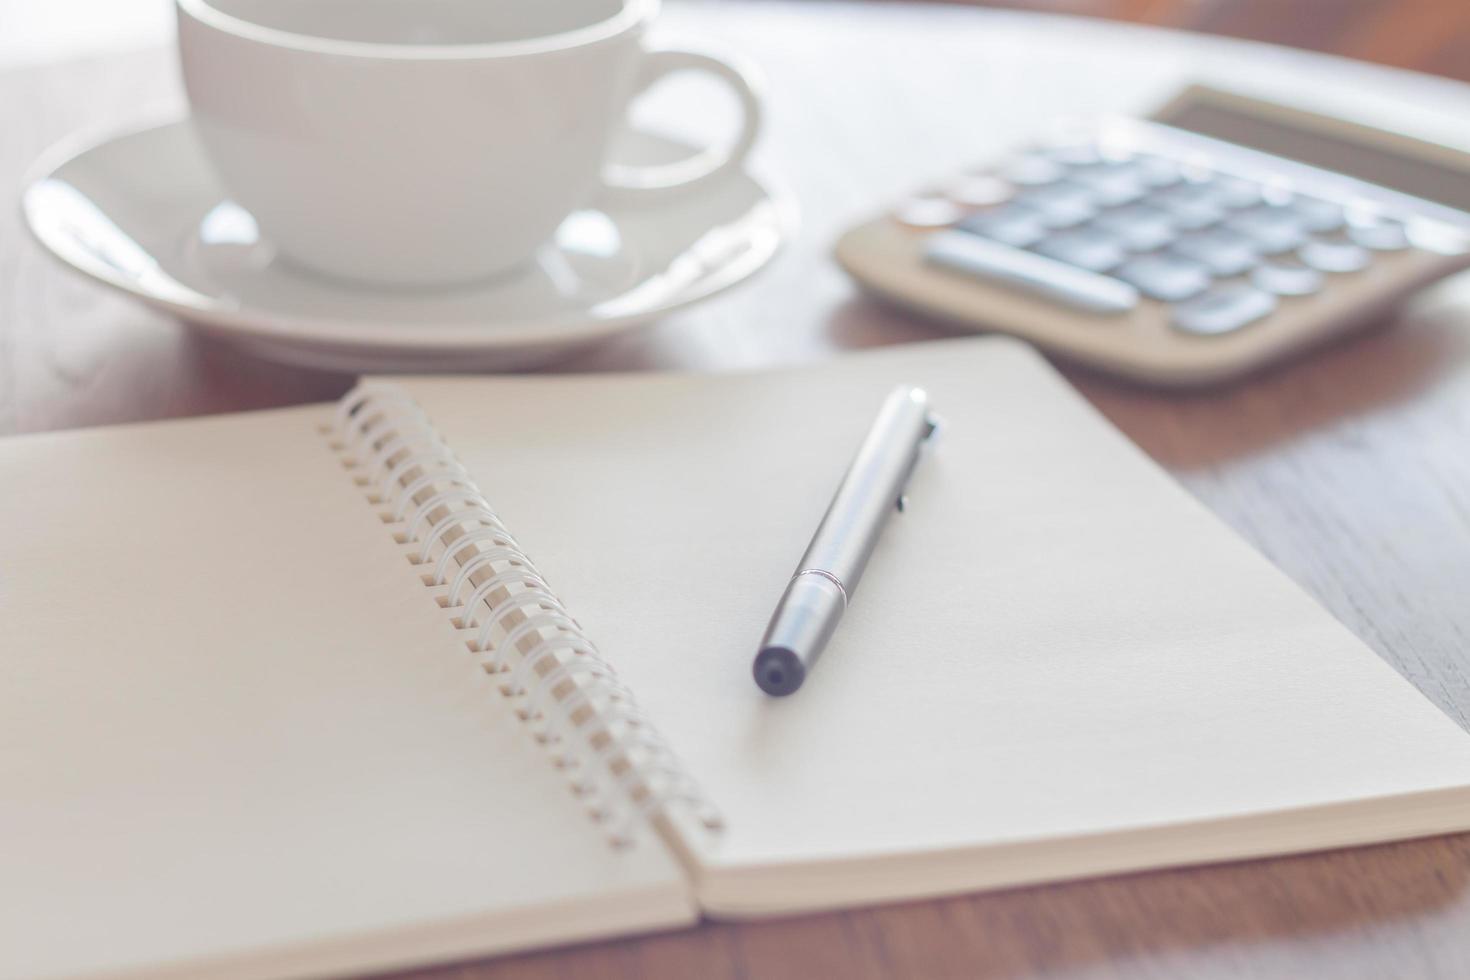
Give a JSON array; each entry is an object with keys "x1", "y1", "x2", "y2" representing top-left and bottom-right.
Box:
[{"x1": 175, "y1": 0, "x2": 656, "y2": 60}]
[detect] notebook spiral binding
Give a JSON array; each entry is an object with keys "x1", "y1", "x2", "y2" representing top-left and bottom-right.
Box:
[{"x1": 326, "y1": 384, "x2": 723, "y2": 847}]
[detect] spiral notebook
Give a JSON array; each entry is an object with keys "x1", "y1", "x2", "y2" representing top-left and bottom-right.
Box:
[{"x1": 6, "y1": 337, "x2": 1470, "y2": 980}]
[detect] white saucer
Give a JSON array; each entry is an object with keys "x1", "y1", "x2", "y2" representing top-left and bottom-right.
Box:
[{"x1": 23, "y1": 118, "x2": 793, "y2": 372}]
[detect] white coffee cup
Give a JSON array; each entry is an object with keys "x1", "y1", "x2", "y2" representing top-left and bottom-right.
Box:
[{"x1": 176, "y1": 0, "x2": 762, "y2": 286}]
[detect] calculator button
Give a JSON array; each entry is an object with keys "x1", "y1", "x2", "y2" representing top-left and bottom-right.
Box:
[
  {"x1": 1033, "y1": 229, "x2": 1127, "y2": 273},
  {"x1": 1042, "y1": 142, "x2": 1103, "y2": 167},
  {"x1": 1114, "y1": 254, "x2": 1211, "y2": 302},
  {"x1": 1171, "y1": 285, "x2": 1277, "y2": 336},
  {"x1": 946, "y1": 175, "x2": 1014, "y2": 208},
  {"x1": 1067, "y1": 166, "x2": 1147, "y2": 207},
  {"x1": 1210, "y1": 176, "x2": 1264, "y2": 210},
  {"x1": 1286, "y1": 197, "x2": 1345, "y2": 233},
  {"x1": 956, "y1": 206, "x2": 1048, "y2": 248},
  {"x1": 1090, "y1": 204, "x2": 1176, "y2": 252},
  {"x1": 1251, "y1": 261, "x2": 1323, "y2": 297},
  {"x1": 1157, "y1": 181, "x2": 1217, "y2": 208},
  {"x1": 1347, "y1": 215, "x2": 1411, "y2": 251},
  {"x1": 1155, "y1": 185, "x2": 1226, "y2": 230},
  {"x1": 1000, "y1": 155, "x2": 1068, "y2": 186},
  {"x1": 925, "y1": 229, "x2": 1140, "y2": 314},
  {"x1": 893, "y1": 195, "x2": 965, "y2": 229},
  {"x1": 1158, "y1": 200, "x2": 1225, "y2": 231},
  {"x1": 1013, "y1": 183, "x2": 1100, "y2": 229},
  {"x1": 1135, "y1": 155, "x2": 1183, "y2": 188},
  {"x1": 1223, "y1": 208, "x2": 1308, "y2": 255},
  {"x1": 1171, "y1": 229, "x2": 1260, "y2": 277},
  {"x1": 1298, "y1": 238, "x2": 1371, "y2": 273}
]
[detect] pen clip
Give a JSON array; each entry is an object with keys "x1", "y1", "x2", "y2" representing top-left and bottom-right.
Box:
[{"x1": 895, "y1": 413, "x2": 941, "y2": 513}]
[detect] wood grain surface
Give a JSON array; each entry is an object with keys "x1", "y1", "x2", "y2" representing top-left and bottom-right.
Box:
[
  {"x1": 4, "y1": 2, "x2": 1470, "y2": 978},
  {"x1": 918, "y1": 0, "x2": 1470, "y2": 83}
]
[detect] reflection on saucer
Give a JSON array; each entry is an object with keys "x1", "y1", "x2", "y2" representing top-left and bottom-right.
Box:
[
  {"x1": 189, "y1": 201, "x2": 644, "y2": 319},
  {"x1": 556, "y1": 209, "x2": 622, "y2": 259},
  {"x1": 195, "y1": 201, "x2": 275, "y2": 276},
  {"x1": 198, "y1": 201, "x2": 259, "y2": 246}
]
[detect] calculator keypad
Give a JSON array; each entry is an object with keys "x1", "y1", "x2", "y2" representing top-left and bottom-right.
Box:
[
  {"x1": 1171, "y1": 228, "x2": 1260, "y2": 277},
  {"x1": 1172, "y1": 285, "x2": 1277, "y2": 335},
  {"x1": 913, "y1": 138, "x2": 1410, "y2": 337},
  {"x1": 1222, "y1": 208, "x2": 1309, "y2": 254},
  {"x1": 1014, "y1": 183, "x2": 1099, "y2": 228},
  {"x1": 1115, "y1": 254, "x2": 1211, "y2": 302},
  {"x1": 1251, "y1": 261, "x2": 1323, "y2": 297},
  {"x1": 1299, "y1": 239, "x2": 1371, "y2": 273},
  {"x1": 1286, "y1": 198, "x2": 1345, "y2": 233},
  {"x1": 957, "y1": 207, "x2": 1046, "y2": 248},
  {"x1": 1067, "y1": 166, "x2": 1149, "y2": 207},
  {"x1": 1091, "y1": 205, "x2": 1175, "y2": 252},
  {"x1": 1033, "y1": 228, "x2": 1127, "y2": 273},
  {"x1": 1346, "y1": 215, "x2": 1410, "y2": 251}
]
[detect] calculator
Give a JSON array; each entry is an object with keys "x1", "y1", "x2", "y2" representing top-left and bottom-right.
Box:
[{"x1": 836, "y1": 85, "x2": 1470, "y2": 386}]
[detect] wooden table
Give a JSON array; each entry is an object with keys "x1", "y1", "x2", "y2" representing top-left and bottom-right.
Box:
[
  {"x1": 5, "y1": 2, "x2": 1470, "y2": 977},
  {"x1": 936, "y1": 0, "x2": 1470, "y2": 85}
]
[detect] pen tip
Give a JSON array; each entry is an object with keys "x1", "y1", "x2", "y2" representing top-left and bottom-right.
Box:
[{"x1": 754, "y1": 647, "x2": 805, "y2": 697}]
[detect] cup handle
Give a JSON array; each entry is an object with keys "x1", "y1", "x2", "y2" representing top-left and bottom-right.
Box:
[{"x1": 600, "y1": 47, "x2": 763, "y2": 203}]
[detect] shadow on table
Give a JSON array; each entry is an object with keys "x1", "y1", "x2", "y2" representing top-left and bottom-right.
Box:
[
  {"x1": 821, "y1": 285, "x2": 1470, "y2": 472},
  {"x1": 783, "y1": 833, "x2": 1470, "y2": 980},
  {"x1": 441, "y1": 832, "x2": 1470, "y2": 980}
]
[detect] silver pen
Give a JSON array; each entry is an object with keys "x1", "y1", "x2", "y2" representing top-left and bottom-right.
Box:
[{"x1": 753, "y1": 385, "x2": 939, "y2": 696}]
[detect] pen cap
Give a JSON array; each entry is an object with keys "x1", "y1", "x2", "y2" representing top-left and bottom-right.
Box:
[
  {"x1": 796, "y1": 386, "x2": 934, "y2": 594},
  {"x1": 754, "y1": 573, "x2": 846, "y2": 696}
]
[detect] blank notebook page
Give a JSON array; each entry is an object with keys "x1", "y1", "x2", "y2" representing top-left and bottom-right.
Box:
[
  {"x1": 0, "y1": 407, "x2": 690, "y2": 980},
  {"x1": 403, "y1": 337, "x2": 1470, "y2": 915}
]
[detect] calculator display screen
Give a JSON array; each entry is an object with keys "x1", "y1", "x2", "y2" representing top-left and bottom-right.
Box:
[{"x1": 1159, "y1": 100, "x2": 1470, "y2": 214}]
